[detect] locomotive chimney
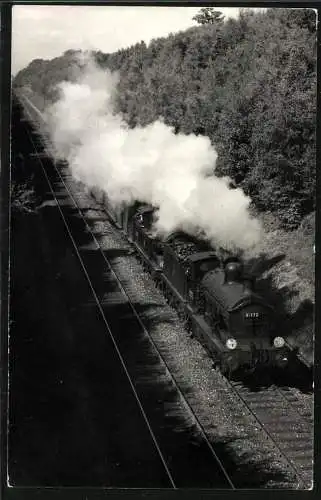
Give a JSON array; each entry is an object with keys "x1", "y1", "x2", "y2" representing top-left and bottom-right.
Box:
[{"x1": 224, "y1": 260, "x2": 243, "y2": 284}]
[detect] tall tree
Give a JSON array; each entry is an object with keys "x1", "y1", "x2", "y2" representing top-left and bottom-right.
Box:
[{"x1": 192, "y1": 8, "x2": 224, "y2": 26}]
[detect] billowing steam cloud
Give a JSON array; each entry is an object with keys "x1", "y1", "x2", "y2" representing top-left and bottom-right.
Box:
[{"x1": 45, "y1": 55, "x2": 261, "y2": 250}]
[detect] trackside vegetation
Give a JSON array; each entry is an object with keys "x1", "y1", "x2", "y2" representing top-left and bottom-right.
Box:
[{"x1": 13, "y1": 8, "x2": 316, "y2": 230}]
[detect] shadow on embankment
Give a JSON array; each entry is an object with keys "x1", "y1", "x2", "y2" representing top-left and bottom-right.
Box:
[{"x1": 240, "y1": 252, "x2": 313, "y2": 391}]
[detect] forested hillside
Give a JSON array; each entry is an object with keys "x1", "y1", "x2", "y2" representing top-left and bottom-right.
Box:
[{"x1": 13, "y1": 8, "x2": 316, "y2": 229}]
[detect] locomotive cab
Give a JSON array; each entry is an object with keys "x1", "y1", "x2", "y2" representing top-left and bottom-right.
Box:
[
  {"x1": 186, "y1": 252, "x2": 220, "y2": 305},
  {"x1": 188, "y1": 252, "x2": 221, "y2": 281}
]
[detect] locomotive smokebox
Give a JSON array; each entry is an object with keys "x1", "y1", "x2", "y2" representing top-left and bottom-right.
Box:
[{"x1": 243, "y1": 275, "x2": 255, "y2": 291}]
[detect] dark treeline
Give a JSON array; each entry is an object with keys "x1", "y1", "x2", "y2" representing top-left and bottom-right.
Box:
[{"x1": 13, "y1": 8, "x2": 316, "y2": 229}]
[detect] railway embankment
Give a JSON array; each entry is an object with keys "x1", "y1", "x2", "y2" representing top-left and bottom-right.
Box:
[{"x1": 244, "y1": 210, "x2": 314, "y2": 366}]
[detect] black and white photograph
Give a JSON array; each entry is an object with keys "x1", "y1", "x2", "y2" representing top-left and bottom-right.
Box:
[{"x1": 4, "y1": 1, "x2": 316, "y2": 492}]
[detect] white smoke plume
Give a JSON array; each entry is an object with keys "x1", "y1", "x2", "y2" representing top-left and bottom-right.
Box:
[{"x1": 45, "y1": 55, "x2": 262, "y2": 250}]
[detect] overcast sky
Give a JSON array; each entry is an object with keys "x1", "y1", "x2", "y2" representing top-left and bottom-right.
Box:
[{"x1": 12, "y1": 5, "x2": 242, "y2": 75}]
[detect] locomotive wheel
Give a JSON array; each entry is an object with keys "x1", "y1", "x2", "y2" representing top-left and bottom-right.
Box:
[
  {"x1": 185, "y1": 318, "x2": 192, "y2": 334},
  {"x1": 219, "y1": 358, "x2": 233, "y2": 379},
  {"x1": 210, "y1": 348, "x2": 220, "y2": 370},
  {"x1": 177, "y1": 305, "x2": 185, "y2": 321},
  {"x1": 244, "y1": 364, "x2": 257, "y2": 375},
  {"x1": 212, "y1": 358, "x2": 220, "y2": 370}
]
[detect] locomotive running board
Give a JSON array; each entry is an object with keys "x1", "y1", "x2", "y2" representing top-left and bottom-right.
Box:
[
  {"x1": 192, "y1": 314, "x2": 226, "y2": 353},
  {"x1": 131, "y1": 241, "x2": 162, "y2": 274},
  {"x1": 160, "y1": 273, "x2": 188, "y2": 304}
]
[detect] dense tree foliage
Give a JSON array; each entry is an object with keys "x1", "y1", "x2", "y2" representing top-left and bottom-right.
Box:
[
  {"x1": 13, "y1": 50, "x2": 85, "y2": 107},
  {"x1": 13, "y1": 8, "x2": 316, "y2": 228}
]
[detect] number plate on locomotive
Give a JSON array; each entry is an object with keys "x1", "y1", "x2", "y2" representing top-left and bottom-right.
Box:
[{"x1": 244, "y1": 312, "x2": 261, "y2": 319}]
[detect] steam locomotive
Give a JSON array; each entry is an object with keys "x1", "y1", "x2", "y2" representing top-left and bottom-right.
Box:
[{"x1": 89, "y1": 187, "x2": 290, "y2": 377}]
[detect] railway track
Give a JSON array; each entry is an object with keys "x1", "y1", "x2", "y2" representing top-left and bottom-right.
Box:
[
  {"x1": 228, "y1": 381, "x2": 313, "y2": 487},
  {"x1": 20, "y1": 100, "x2": 235, "y2": 489},
  {"x1": 72, "y1": 178, "x2": 314, "y2": 489},
  {"x1": 65, "y1": 171, "x2": 315, "y2": 489},
  {"x1": 19, "y1": 95, "x2": 313, "y2": 489},
  {"x1": 103, "y1": 206, "x2": 314, "y2": 489},
  {"x1": 278, "y1": 386, "x2": 313, "y2": 423}
]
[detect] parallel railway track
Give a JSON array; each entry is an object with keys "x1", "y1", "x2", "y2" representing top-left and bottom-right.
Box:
[
  {"x1": 77, "y1": 182, "x2": 316, "y2": 488},
  {"x1": 100, "y1": 200, "x2": 314, "y2": 488},
  {"x1": 229, "y1": 381, "x2": 313, "y2": 486},
  {"x1": 19, "y1": 94, "x2": 313, "y2": 489},
  {"x1": 20, "y1": 98, "x2": 235, "y2": 489}
]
